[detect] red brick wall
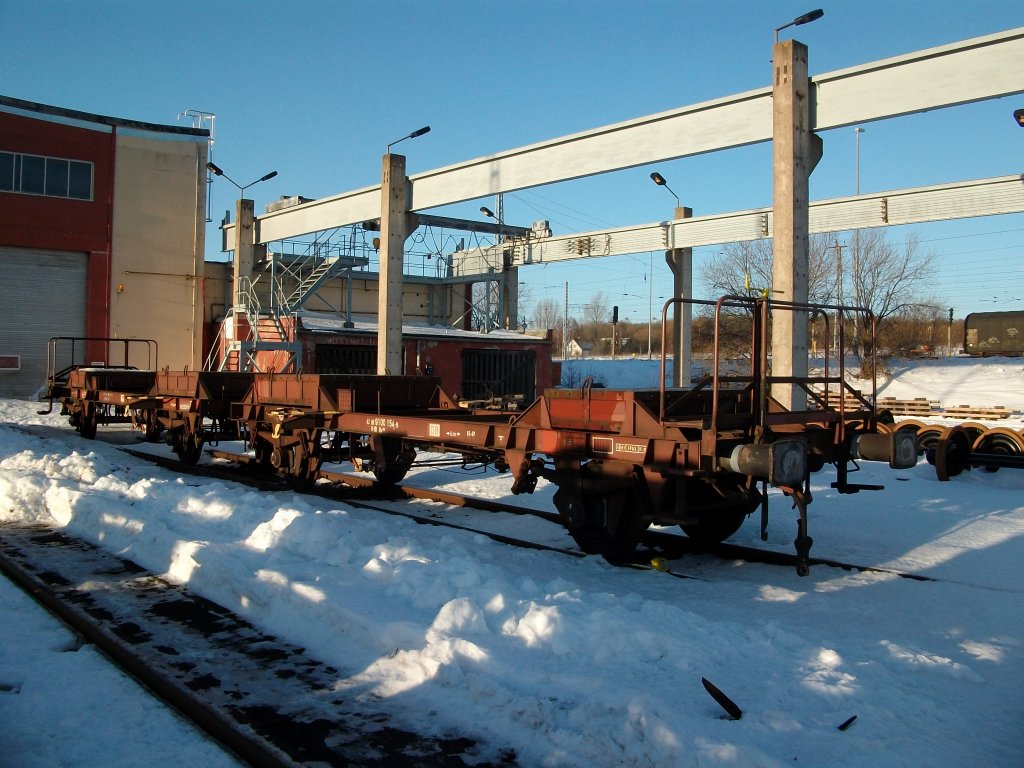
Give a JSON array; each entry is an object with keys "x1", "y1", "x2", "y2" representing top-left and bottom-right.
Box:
[{"x1": 0, "y1": 111, "x2": 115, "y2": 349}]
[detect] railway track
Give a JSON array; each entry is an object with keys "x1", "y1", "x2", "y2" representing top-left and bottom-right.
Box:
[
  {"x1": 0, "y1": 523, "x2": 509, "y2": 767},
  {"x1": 8, "y1": 421, "x2": 936, "y2": 581},
  {"x1": 129, "y1": 444, "x2": 936, "y2": 583}
]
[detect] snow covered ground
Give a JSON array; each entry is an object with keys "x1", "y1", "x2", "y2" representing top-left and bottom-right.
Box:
[{"x1": 2, "y1": 357, "x2": 1024, "y2": 767}]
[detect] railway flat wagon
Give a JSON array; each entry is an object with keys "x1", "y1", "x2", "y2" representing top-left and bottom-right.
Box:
[
  {"x1": 38, "y1": 296, "x2": 918, "y2": 574},
  {"x1": 149, "y1": 370, "x2": 257, "y2": 463},
  {"x1": 38, "y1": 337, "x2": 159, "y2": 439},
  {"x1": 240, "y1": 297, "x2": 916, "y2": 572}
]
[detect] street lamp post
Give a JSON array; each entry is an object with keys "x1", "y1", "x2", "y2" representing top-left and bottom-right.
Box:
[
  {"x1": 853, "y1": 126, "x2": 865, "y2": 354},
  {"x1": 206, "y1": 162, "x2": 277, "y2": 196},
  {"x1": 480, "y1": 202, "x2": 508, "y2": 332},
  {"x1": 649, "y1": 172, "x2": 679, "y2": 207},
  {"x1": 206, "y1": 162, "x2": 278, "y2": 314},
  {"x1": 770, "y1": 8, "x2": 824, "y2": 410}
]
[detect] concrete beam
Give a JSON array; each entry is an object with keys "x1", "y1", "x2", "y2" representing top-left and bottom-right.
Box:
[
  {"x1": 236, "y1": 27, "x2": 1024, "y2": 245},
  {"x1": 447, "y1": 175, "x2": 1024, "y2": 276}
]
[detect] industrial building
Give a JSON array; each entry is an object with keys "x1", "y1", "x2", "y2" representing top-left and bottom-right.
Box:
[
  {"x1": 0, "y1": 96, "x2": 556, "y2": 401},
  {"x1": 0, "y1": 96, "x2": 208, "y2": 398}
]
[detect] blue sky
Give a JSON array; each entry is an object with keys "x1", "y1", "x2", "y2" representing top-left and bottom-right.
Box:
[{"x1": 2, "y1": 0, "x2": 1022, "y2": 319}]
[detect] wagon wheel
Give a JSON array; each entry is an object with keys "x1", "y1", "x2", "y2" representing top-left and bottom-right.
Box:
[
  {"x1": 957, "y1": 421, "x2": 989, "y2": 448},
  {"x1": 79, "y1": 403, "x2": 98, "y2": 440},
  {"x1": 680, "y1": 508, "x2": 747, "y2": 546},
  {"x1": 287, "y1": 449, "x2": 322, "y2": 490},
  {"x1": 891, "y1": 420, "x2": 926, "y2": 453},
  {"x1": 142, "y1": 410, "x2": 163, "y2": 443},
  {"x1": 919, "y1": 425, "x2": 945, "y2": 463},
  {"x1": 174, "y1": 428, "x2": 204, "y2": 465},
  {"x1": 972, "y1": 427, "x2": 1024, "y2": 473},
  {"x1": 553, "y1": 485, "x2": 649, "y2": 561},
  {"x1": 250, "y1": 437, "x2": 275, "y2": 476},
  {"x1": 875, "y1": 409, "x2": 896, "y2": 429},
  {"x1": 372, "y1": 437, "x2": 415, "y2": 485},
  {"x1": 934, "y1": 425, "x2": 971, "y2": 481}
]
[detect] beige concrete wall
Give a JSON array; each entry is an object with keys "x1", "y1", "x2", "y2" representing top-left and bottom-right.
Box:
[
  {"x1": 110, "y1": 134, "x2": 206, "y2": 370},
  {"x1": 296, "y1": 276, "x2": 467, "y2": 324},
  {"x1": 218, "y1": 268, "x2": 470, "y2": 327}
]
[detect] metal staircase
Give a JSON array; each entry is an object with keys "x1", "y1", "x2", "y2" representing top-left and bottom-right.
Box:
[
  {"x1": 204, "y1": 278, "x2": 302, "y2": 372},
  {"x1": 274, "y1": 230, "x2": 370, "y2": 315},
  {"x1": 204, "y1": 227, "x2": 375, "y2": 372},
  {"x1": 281, "y1": 256, "x2": 349, "y2": 311}
]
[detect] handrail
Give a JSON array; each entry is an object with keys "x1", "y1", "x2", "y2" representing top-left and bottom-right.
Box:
[
  {"x1": 656, "y1": 295, "x2": 879, "y2": 433},
  {"x1": 38, "y1": 337, "x2": 158, "y2": 414}
]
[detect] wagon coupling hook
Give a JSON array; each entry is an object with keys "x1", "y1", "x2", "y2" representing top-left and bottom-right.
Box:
[{"x1": 780, "y1": 484, "x2": 812, "y2": 577}]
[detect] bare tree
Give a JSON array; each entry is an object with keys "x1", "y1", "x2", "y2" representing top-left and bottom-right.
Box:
[
  {"x1": 582, "y1": 291, "x2": 613, "y2": 327},
  {"x1": 851, "y1": 229, "x2": 936, "y2": 322},
  {"x1": 699, "y1": 234, "x2": 838, "y2": 304},
  {"x1": 530, "y1": 297, "x2": 562, "y2": 330}
]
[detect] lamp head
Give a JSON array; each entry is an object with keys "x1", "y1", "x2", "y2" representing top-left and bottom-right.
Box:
[
  {"x1": 387, "y1": 125, "x2": 432, "y2": 153},
  {"x1": 206, "y1": 162, "x2": 224, "y2": 176},
  {"x1": 480, "y1": 206, "x2": 495, "y2": 218},
  {"x1": 649, "y1": 171, "x2": 679, "y2": 206},
  {"x1": 1014, "y1": 109, "x2": 1024, "y2": 128},
  {"x1": 775, "y1": 8, "x2": 824, "y2": 42},
  {"x1": 794, "y1": 8, "x2": 824, "y2": 25}
]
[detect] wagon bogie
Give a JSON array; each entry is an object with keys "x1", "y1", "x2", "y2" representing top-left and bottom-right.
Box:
[{"x1": 550, "y1": 459, "x2": 651, "y2": 559}]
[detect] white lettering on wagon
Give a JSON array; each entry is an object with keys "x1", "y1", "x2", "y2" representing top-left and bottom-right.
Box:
[
  {"x1": 366, "y1": 417, "x2": 400, "y2": 434},
  {"x1": 616, "y1": 442, "x2": 646, "y2": 455},
  {"x1": 429, "y1": 423, "x2": 441, "y2": 437}
]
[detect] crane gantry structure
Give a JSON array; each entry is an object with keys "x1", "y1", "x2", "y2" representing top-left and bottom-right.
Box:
[{"x1": 219, "y1": 25, "x2": 1024, "y2": 392}]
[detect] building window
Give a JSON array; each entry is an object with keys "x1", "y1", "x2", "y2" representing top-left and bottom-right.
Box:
[
  {"x1": 0, "y1": 152, "x2": 12, "y2": 191},
  {"x1": 0, "y1": 150, "x2": 93, "y2": 201}
]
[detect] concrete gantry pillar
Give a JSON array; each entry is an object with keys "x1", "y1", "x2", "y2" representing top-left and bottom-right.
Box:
[
  {"x1": 230, "y1": 198, "x2": 257, "y2": 368},
  {"x1": 378, "y1": 153, "x2": 409, "y2": 375},
  {"x1": 665, "y1": 205, "x2": 693, "y2": 387},
  {"x1": 771, "y1": 39, "x2": 822, "y2": 410},
  {"x1": 500, "y1": 253, "x2": 519, "y2": 329},
  {"x1": 232, "y1": 198, "x2": 256, "y2": 308}
]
